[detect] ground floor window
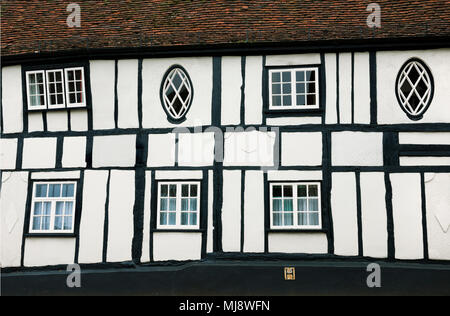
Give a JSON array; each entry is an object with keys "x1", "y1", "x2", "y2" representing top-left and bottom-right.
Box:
[
  {"x1": 29, "y1": 182, "x2": 77, "y2": 234},
  {"x1": 157, "y1": 181, "x2": 200, "y2": 230},
  {"x1": 270, "y1": 182, "x2": 322, "y2": 229}
]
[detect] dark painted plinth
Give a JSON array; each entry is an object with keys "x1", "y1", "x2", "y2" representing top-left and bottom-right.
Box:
[{"x1": 2, "y1": 260, "x2": 450, "y2": 296}]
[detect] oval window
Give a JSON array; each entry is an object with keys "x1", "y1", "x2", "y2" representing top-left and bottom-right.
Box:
[
  {"x1": 160, "y1": 65, "x2": 193, "y2": 123},
  {"x1": 395, "y1": 58, "x2": 434, "y2": 121}
]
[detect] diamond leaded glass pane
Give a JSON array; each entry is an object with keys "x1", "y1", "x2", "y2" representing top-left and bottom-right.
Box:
[
  {"x1": 161, "y1": 67, "x2": 193, "y2": 121},
  {"x1": 396, "y1": 59, "x2": 434, "y2": 120}
]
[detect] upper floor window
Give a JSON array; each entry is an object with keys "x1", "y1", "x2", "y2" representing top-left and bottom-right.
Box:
[
  {"x1": 395, "y1": 58, "x2": 434, "y2": 121},
  {"x1": 270, "y1": 182, "x2": 322, "y2": 230},
  {"x1": 26, "y1": 67, "x2": 86, "y2": 111},
  {"x1": 160, "y1": 65, "x2": 193, "y2": 123},
  {"x1": 29, "y1": 182, "x2": 77, "y2": 234},
  {"x1": 269, "y1": 67, "x2": 319, "y2": 110},
  {"x1": 157, "y1": 181, "x2": 200, "y2": 230}
]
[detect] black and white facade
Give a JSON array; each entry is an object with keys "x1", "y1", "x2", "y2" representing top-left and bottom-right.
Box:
[{"x1": 1, "y1": 48, "x2": 450, "y2": 269}]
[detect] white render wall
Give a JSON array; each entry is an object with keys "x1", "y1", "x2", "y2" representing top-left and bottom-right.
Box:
[
  {"x1": 117, "y1": 59, "x2": 139, "y2": 129},
  {"x1": 1, "y1": 66, "x2": 23, "y2": 134},
  {"x1": 153, "y1": 232, "x2": 202, "y2": 261},
  {"x1": 90, "y1": 60, "x2": 116, "y2": 130},
  {"x1": 221, "y1": 170, "x2": 242, "y2": 252},
  {"x1": 24, "y1": 238, "x2": 76, "y2": 267},
  {"x1": 243, "y1": 171, "x2": 265, "y2": 253},
  {"x1": 0, "y1": 138, "x2": 17, "y2": 170},
  {"x1": 92, "y1": 135, "x2": 136, "y2": 168},
  {"x1": 22, "y1": 137, "x2": 57, "y2": 169},
  {"x1": 268, "y1": 233, "x2": 328, "y2": 254}
]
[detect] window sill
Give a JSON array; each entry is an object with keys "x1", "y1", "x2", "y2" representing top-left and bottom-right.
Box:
[
  {"x1": 268, "y1": 229, "x2": 327, "y2": 233},
  {"x1": 25, "y1": 233, "x2": 77, "y2": 238},
  {"x1": 264, "y1": 108, "x2": 323, "y2": 117},
  {"x1": 27, "y1": 106, "x2": 88, "y2": 113},
  {"x1": 152, "y1": 229, "x2": 204, "y2": 233}
]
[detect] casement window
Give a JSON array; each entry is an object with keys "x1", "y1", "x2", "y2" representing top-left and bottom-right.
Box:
[
  {"x1": 29, "y1": 182, "x2": 77, "y2": 234},
  {"x1": 157, "y1": 182, "x2": 200, "y2": 229},
  {"x1": 269, "y1": 68, "x2": 319, "y2": 110},
  {"x1": 270, "y1": 182, "x2": 322, "y2": 229},
  {"x1": 25, "y1": 66, "x2": 86, "y2": 110}
]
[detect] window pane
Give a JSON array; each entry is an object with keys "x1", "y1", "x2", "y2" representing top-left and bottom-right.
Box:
[
  {"x1": 160, "y1": 198, "x2": 168, "y2": 211},
  {"x1": 272, "y1": 186, "x2": 282, "y2": 198},
  {"x1": 57, "y1": 94, "x2": 64, "y2": 104},
  {"x1": 272, "y1": 72, "x2": 281, "y2": 83},
  {"x1": 69, "y1": 93, "x2": 76, "y2": 104},
  {"x1": 36, "y1": 73, "x2": 43, "y2": 82},
  {"x1": 282, "y1": 83, "x2": 291, "y2": 94},
  {"x1": 284, "y1": 199, "x2": 293, "y2": 212},
  {"x1": 296, "y1": 83, "x2": 305, "y2": 94},
  {"x1": 272, "y1": 96, "x2": 281, "y2": 106},
  {"x1": 190, "y1": 213, "x2": 197, "y2": 226},
  {"x1": 307, "y1": 94, "x2": 316, "y2": 106},
  {"x1": 309, "y1": 213, "x2": 320, "y2": 226},
  {"x1": 272, "y1": 83, "x2": 281, "y2": 94},
  {"x1": 29, "y1": 74, "x2": 36, "y2": 84},
  {"x1": 282, "y1": 95, "x2": 292, "y2": 106},
  {"x1": 296, "y1": 95, "x2": 306, "y2": 106},
  {"x1": 161, "y1": 185, "x2": 168, "y2": 197},
  {"x1": 49, "y1": 184, "x2": 61, "y2": 197},
  {"x1": 181, "y1": 199, "x2": 189, "y2": 211},
  {"x1": 168, "y1": 212, "x2": 176, "y2": 225},
  {"x1": 181, "y1": 212, "x2": 189, "y2": 225},
  {"x1": 273, "y1": 199, "x2": 282, "y2": 212},
  {"x1": 160, "y1": 212, "x2": 167, "y2": 225},
  {"x1": 284, "y1": 212, "x2": 293, "y2": 226},
  {"x1": 182, "y1": 184, "x2": 189, "y2": 197},
  {"x1": 282, "y1": 72, "x2": 291, "y2": 82},
  {"x1": 35, "y1": 184, "x2": 47, "y2": 197},
  {"x1": 33, "y1": 202, "x2": 42, "y2": 215},
  {"x1": 43, "y1": 202, "x2": 52, "y2": 215},
  {"x1": 273, "y1": 213, "x2": 282, "y2": 226},
  {"x1": 75, "y1": 70, "x2": 82, "y2": 81},
  {"x1": 298, "y1": 185, "x2": 307, "y2": 197},
  {"x1": 54, "y1": 216, "x2": 63, "y2": 230},
  {"x1": 298, "y1": 212, "x2": 308, "y2": 226},
  {"x1": 169, "y1": 198, "x2": 176, "y2": 211},
  {"x1": 190, "y1": 185, "x2": 197, "y2": 197},
  {"x1": 65, "y1": 202, "x2": 74, "y2": 215},
  {"x1": 283, "y1": 186, "x2": 293, "y2": 197},
  {"x1": 32, "y1": 217, "x2": 41, "y2": 230},
  {"x1": 309, "y1": 185, "x2": 318, "y2": 197},
  {"x1": 296, "y1": 71, "x2": 305, "y2": 82},
  {"x1": 307, "y1": 83, "x2": 316, "y2": 93},
  {"x1": 298, "y1": 198, "x2": 307, "y2": 212},
  {"x1": 169, "y1": 185, "x2": 177, "y2": 197},
  {"x1": 42, "y1": 216, "x2": 51, "y2": 230},
  {"x1": 309, "y1": 199, "x2": 319, "y2": 212},
  {"x1": 50, "y1": 95, "x2": 56, "y2": 105},
  {"x1": 55, "y1": 71, "x2": 62, "y2": 81},
  {"x1": 306, "y1": 71, "x2": 315, "y2": 81},
  {"x1": 62, "y1": 184, "x2": 75, "y2": 197},
  {"x1": 56, "y1": 201, "x2": 64, "y2": 215},
  {"x1": 190, "y1": 198, "x2": 197, "y2": 211},
  {"x1": 64, "y1": 216, "x2": 73, "y2": 230},
  {"x1": 67, "y1": 71, "x2": 74, "y2": 81}
]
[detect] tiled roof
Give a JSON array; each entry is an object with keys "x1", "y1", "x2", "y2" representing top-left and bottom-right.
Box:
[{"x1": 2, "y1": 0, "x2": 450, "y2": 57}]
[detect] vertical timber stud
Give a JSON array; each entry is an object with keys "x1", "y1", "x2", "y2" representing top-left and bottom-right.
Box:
[
  {"x1": 369, "y1": 51, "x2": 378, "y2": 125},
  {"x1": 322, "y1": 131, "x2": 334, "y2": 254},
  {"x1": 132, "y1": 132, "x2": 148, "y2": 263}
]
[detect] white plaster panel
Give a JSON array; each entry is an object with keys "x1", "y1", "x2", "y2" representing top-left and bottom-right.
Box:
[
  {"x1": 360, "y1": 172, "x2": 388, "y2": 258},
  {"x1": 222, "y1": 170, "x2": 241, "y2": 252},
  {"x1": 281, "y1": 132, "x2": 322, "y2": 166},
  {"x1": 0, "y1": 172, "x2": 28, "y2": 267},
  {"x1": 245, "y1": 56, "x2": 263, "y2": 125},
  {"x1": 78, "y1": 170, "x2": 108, "y2": 264},
  {"x1": 70, "y1": 110, "x2": 88, "y2": 132},
  {"x1": 332, "y1": 132, "x2": 383, "y2": 166},
  {"x1": 266, "y1": 117, "x2": 322, "y2": 126},
  {"x1": 267, "y1": 170, "x2": 323, "y2": 181},
  {"x1": 142, "y1": 57, "x2": 212, "y2": 128},
  {"x1": 425, "y1": 173, "x2": 450, "y2": 260},
  {"x1": 147, "y1": 133, "x2": 175, "y2": 167},
  {"x1": 223, "y1": 131, "x2": 276, "y2": 167},
  {"x1": 153, "y1": 232, "x2": 202, "y2": 261},
  {"x1": 141, "y1": 171, "x2": 152, "y2": 263},
  {"x1": 399, "y1": 132, "x2": 450, "y2": 145},
  {"x1": 221, "y1": 56, "x2": 242, "y2": 125},
  {"x1": 90, "y1": 60, "x2": 116, "y2": 130},
  {"x1": 107, "y1": 170, "x2": 135, "y2": 262},
  {"x1": 331, "y1": 172, "x2": 359, "y2": 256},
  {"x1": 31, "y1": 171, "x2": 80, "y2": 180},
  {"x1": 178, "y1": 132, "x2": 215, "y2": 167},
  {"x1": 391, "y1": 173, "x2": 424, "y2": 260},
  {"x1": 354, "y1": 52, "x2": 371, "y2": 124},
  {"x1": 92, "y1": 135, "x2": 136, "y2": 168},
  {"x1": 155, "y1": 170, "x2": 203, "y2": 180},
  {"x1": 62, "y1": 136, "x2": 86, "y2": 168},
  {"x1": 244, "y1": 171, "x2": 265, "y2": 253},
  {"x1": 400, "y1": 157, "x2": 450, "y2": 166},
  {"x1": 265, "y1": 54, "x2": 321, "y2": 66},
  {"x1": 2, "y1": 66, "x2": 23, "y2": 133},
  {"x1": 28, "y1": 113, "x2": 44, "y2": 132},
  {"x1": 47, "y1": 111, "x2": 68, "y2": 132},
  {"x1": 339, "y1": 53, "x2": 353, "y2": 124},
  {"x1": 24, "y1": 238, "x2": 75, "y2": 267},
  {"x1": 325, "y1": 53, "x2": 338, "y2": 124},
  {"x1": 0, "y1": 138, "x2": 17, "y2": 170},
  {"x1": 268, "y1": 233, "x2": 328, "y2": 254},
  {"x1": 377, "y1": 49, "x2": 450, "y2": 124},
  {"x1": 117, "y1": 59, "x2": 139, "y2": 128},
  {"x1": 207, "y1": 170, "x2": 214, "y2": 253},
  {"x1": 22, "y1": 137, "x2": 57, "y2": 169}
]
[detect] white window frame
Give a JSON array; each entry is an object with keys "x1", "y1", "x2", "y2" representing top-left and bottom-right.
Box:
[
  {"x1": 268, "y1": 67, "x2": 320, "y2": 110},
  {"x1": 26, "y1": 70, "x2": 47, "y2": 110},
  {"x1": 46, "y1": 69, "x2": 66, "y2": 109},
  {"x1": 157, "y1": 181, "x2": 201, "y2": 230},
  {"x1": 29, "y1": 181, "x2": 77, "y2": 234},
  {"x1": 64, "y1": 67, "x2": 87, "y2": 108},
  {"x1": 269, "y1": 182, "x2": 322, "y2": 230}
]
